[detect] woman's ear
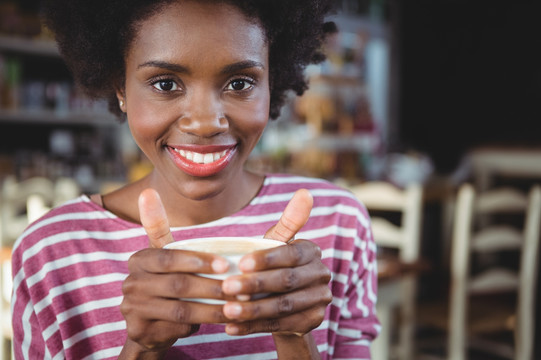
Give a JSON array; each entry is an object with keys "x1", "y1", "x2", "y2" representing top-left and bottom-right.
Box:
[{"x1": 115, "y1": 88, "x2": 127, "y2": 113}]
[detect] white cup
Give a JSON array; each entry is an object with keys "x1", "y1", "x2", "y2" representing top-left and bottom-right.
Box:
[{"x1": 164, "y1": 237, "x2": 285, "y2": 304}]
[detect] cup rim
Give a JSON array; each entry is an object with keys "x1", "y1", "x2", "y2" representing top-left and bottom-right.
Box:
[{"x1": 163, "y1": 236, "x2": 285, "y2": 251}]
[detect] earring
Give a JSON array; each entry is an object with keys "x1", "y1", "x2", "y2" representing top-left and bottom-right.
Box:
[{"x1": 119, "y1": 99, "x2": 124, "y2": 108}]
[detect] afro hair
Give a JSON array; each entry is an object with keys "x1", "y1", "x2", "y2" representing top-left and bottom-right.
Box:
[{"x1": 41, "y1": 0, "x2": 337, "y2": 120}]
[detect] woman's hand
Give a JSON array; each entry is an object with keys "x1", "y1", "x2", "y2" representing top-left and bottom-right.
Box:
[
  {"x1": 119, "y1": 189, "x2": 231, "y2": 356},
  {"x1": 221, "y1": 189, "x2": 332, "y2": 337}
]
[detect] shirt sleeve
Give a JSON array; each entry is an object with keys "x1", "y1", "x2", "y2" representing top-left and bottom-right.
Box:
[
  {"x1": 332, "y1": 211, "x2": 380, "y2": 359},
  {"x1": 11, "y1": 254, "x2": 50, "y2": 360}
]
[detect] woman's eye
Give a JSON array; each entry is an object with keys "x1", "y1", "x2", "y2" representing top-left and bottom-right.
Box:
[
  {"x1": 152, "y1": 80, "x2": 178, "y2": 92},
  {"x1": 226, "y1": 79, "x2": 253, "y2": 91}
]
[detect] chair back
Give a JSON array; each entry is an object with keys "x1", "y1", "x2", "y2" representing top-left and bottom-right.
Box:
[
  {"x1": 350, "y1": 180, "x2": 423, "y2": 360},
  {"x1": 53, "y1": 177, "x2": 81, "y2": 207},
  {"x1": 0, "y1": 175, "x2": 80, "y2": 359},
  {"x1": 448, "y1": 183, "x2": 541, "y2": 360},
  {"x1": 350, "y1": 181, "x2": 423, "y2": 263},
  {"x1": 1, "y1": 176, "x2": 81, "y2": 246},
  {"x1": 1, "y1": 176, "x2": 55, "y2": 247},
  {"x1": 516, "y1": 185, "x2": 541, "y2": 360}
]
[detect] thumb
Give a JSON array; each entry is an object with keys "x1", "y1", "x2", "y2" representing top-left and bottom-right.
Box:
[
  {"x1": 138, "y1": 188, "x2": 174, "y2": 248},
  {"x1": 264, "y1": 189, "x2": 313, "y2": 242}
]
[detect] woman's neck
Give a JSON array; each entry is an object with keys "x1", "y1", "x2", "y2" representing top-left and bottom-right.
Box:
[{"x1": 101, "y1": 171, "x2": 265, "y2": 227}]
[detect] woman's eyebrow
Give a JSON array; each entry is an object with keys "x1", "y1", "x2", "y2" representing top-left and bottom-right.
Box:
[
  {"x1": 137, "y1": 60, "x2": 189, "y2": 73},
  {"x1": 137, "y1": 59, "x2": 264, "y2": 74},
  {"x1": 220, "y1": 60, "x2": 265, "y2": 74}
]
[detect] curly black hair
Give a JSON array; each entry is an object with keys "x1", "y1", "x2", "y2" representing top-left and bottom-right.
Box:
[{"x1": 40, "y1": 0, "x2": 337, "y2": 121}]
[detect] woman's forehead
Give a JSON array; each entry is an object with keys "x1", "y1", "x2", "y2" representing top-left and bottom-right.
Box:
[{"x1": 127, "y1": 0, "x2": 267, "y2": 68}]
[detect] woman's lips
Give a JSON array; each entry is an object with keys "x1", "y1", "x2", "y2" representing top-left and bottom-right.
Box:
[{"x1": 167, "y1": 145, "x2": 237, "y2": 177}]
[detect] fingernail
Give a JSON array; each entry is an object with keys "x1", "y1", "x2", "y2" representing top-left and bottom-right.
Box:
[
  {"x1": 211, "y1": 258, "x2": 228, "y2": 273},
  {"x1": 223, "y1": 279, "x2": 242, "y2": 293},
  {"x1": 224, "y1": 303, "x2": 242, "y2": 317},
  {"x1": 240, "y1": 257, "x2": 255, "y2": 271},
  {"x1": 236, "y1": 294, "x2": 251, "y2": 301},
  {"x1": 226, "y1": 324, "x2": 240, "y2": 335}
]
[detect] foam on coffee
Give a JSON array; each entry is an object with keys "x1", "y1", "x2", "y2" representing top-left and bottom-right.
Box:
[{"x1": 165, "y1": 237, "x2": 284, "y2": 255}]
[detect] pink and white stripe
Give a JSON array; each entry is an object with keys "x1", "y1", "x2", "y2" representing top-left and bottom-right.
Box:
[{"x1": 11, "y1": 174, "x2": 379, "y2": 359}]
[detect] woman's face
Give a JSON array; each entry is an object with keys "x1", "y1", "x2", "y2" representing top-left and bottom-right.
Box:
[{"x1": 120, "y1": 0, "x2": 269, "y2": 200}]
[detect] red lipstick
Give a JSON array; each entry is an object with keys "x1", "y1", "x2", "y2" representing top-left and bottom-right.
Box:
[{"x1": 167, "y1": 144, "x2": 237, "y2": 177}]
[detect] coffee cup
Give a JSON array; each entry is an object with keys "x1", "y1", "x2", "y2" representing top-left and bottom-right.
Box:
[{"x1": 164, "y1": 236, "x2": 285, "y2": 304}]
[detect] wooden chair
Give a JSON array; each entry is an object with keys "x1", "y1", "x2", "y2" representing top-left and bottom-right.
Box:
[
  {"x1": 0, "y1": 175, "x2": 80, "y2": 359},
  {"x1": 1, "y1": 176, "x2": 55, "y2": 360},
  {"x1": 1, "y1": 176, "x2": 80, "y2": 240},
  {"x1": 447, "y1": 183, "x2": 541, "y2": 360},
  {"x1": 53, "y1": 177, "x2": 81, "y2": 207},
  {"x1": 1, "y1": 176, "x2": 55, "y2": 246},
  {"x1": 350, "y1": 181, "x2": 424, "y2": 360}
]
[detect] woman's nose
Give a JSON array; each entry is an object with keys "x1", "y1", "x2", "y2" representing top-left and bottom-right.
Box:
[{"x1": 177, "y1": 89, "x2": 228, "y2": 137}]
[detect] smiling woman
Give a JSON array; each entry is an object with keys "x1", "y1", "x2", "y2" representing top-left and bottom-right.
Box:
[
  {"x1": 10, "y1": 1, "x2": 380, "y2": 359},
  {"x1": 116, "y1": 1, "x2": 271, "y2": 208}
]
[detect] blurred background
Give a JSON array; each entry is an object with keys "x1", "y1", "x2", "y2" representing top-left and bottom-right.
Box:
[{"x1": 1, "y1": 0, "x2": 540, "y2": 359}]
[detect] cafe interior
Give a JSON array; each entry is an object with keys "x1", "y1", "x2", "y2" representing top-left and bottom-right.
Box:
[{"x1": 0, "y1": 0, "x2": 540, "y2": 359}]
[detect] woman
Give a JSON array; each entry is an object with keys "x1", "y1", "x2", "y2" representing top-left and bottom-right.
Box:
[{"x1": 11, "y1": 0, "x2": 379, "y2": 359}]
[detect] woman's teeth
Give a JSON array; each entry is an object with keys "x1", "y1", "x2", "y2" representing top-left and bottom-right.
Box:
[{"x1": 174, "y1": 149, "x2": 228, "y2": 164}]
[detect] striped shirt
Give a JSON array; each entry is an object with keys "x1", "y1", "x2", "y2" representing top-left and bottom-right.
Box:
[{"x1": 11, "y1": 174, "x2": 379, "y2": 359}]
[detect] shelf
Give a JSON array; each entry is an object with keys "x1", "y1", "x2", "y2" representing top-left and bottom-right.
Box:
[
  {"x1": 0, "y1": 109, "x2": 118, "y2": 127},
  {"x1": 310, "y1": 74, "x2": 363, "y2": 87},
  {"x1": 303, "y1": 133, "x2": 379, "y2": 153},
  {"x1": 0, "y1": 35, "x2": 59, "y2": 58}
]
